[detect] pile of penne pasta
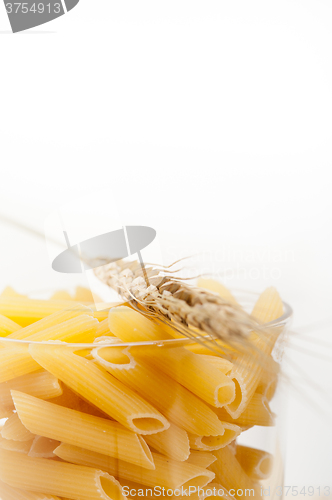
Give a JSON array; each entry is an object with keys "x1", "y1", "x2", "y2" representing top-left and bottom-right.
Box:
[{"x1": 0, "y1": 283, "x2": 285, "y2": 500}]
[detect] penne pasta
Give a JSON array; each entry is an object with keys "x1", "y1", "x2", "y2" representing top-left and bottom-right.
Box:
[
  {"x1": 29, "y1": 344, "x2": 169, "y2": 435},
  {"x1": 6, "y1": 303, "x2": 93, "y2": 341},
  {"x1": 92, "y1": 346, "x2": 224, "y2": 436},
  {"x1": 108, "y1": 306, "x2": 173, "y2": 342},
  {"x1": 0, "y1": 298, "x2": 91, "y2": 327},
  {"x1": 1, "y1": 413, "x2": 35, "y2": 442},
  {"x1": 214, "y1": 393, "x2": 275, "y2": 427},
  {"x1": 200, "y1": 483, "x2": 233, "y2": 499},
  {"x1": 28, "y1": 436, "x2": 61, "y2": 458},
  {"x1": 144, "y1": 423, "x2": 189, "y2": 462},
  {"x1": 208, "y1": 446, "x2": 261, "y2": 500},
  {"x1": 96, "y1": 318, "x2": 115, "y2": 337},
  {"x1": 188, "y1": 422, "x2": 241, "y2": 451},
  {"x1": 54, "y1": 444, "x2": 215, "y2": 490},
  {"x1": 197, "y1": 355, "x2": 233, "y2": 374},
  {"x1": 185, "y1": 451, "x2": 217, "y2": 468},
  {"x1": 12, "y1": 391, "x2": 155, "y2": 469},
  {"x1": 127, "y1": 346, "x2": 236, "y2": 408},
  {"x1": 51, "y1": 290, "x2": 74, "y2": 301},
  {"x1": 0, "y1": 479, "x2": 62, "y2": 500},
  {"x1": 235, "y1": 445, "x2": 274, "y2": 480},
  {"x1": 0, "y1": 371, "x2": 62, "y2": 409},
  {"x1": 197, "y1": 279, "x2": 238, "y2": 306},
  {"x1": 0, "y1": 436, "x2": 34, "y2": 454},
  {"x1": 224, "y1": 288, "x2": 284, "y2": 419},
  {"x1": 0, "y1": 315, "x2": 98, "y2": 384},
  {"x1": 0, "y1": 314, "x2": 21, "y2": 337},
  {"x1": 0, "y1": 287, "x2": 25, "y2": 299},
  {"x1": 0, "y1": 448, "x2": 126, "y2": 500}
]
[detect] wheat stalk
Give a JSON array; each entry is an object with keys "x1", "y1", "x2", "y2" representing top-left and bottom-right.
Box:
[{"x1": 94, "y1": 259, "x2": 265, "y2": 357}]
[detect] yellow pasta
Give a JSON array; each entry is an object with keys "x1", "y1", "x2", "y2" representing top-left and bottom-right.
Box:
[
  {"x1": 188, "y1": 422, "x2": 241, "y2": 451},
  {"x1": 225, "y1": 287, "x2": 284, "y2": 419},
  {"x1": 144, "y1": 423, "x2": 189, "y2": 461},
  {"x1": 6, "y1": 303, "x2": 93, "y2": 341},
  {"x1": 215, "y1": 393, "x2": 275, "y2": 427},
  {"x1": 28, "y1": 436, "x2": 61, "y2": 458},
  {"x1": 0, "y1": 436, "x2": 34, "y2": 454},
  {"x1": 0, "y1": 371, "x2": 62, "y2": 409},
  {"x1": 54, "y1": 444, "x2": 215, "y2": 490},
  {"x1": 0, "y1": 314, "x2": 21, "y2": 337},
  {"x1": 0, "y1": 479, "x2": 62, "y2": 500},
  {"x1": 1, "y1": 413, "x2": 35, "y2": 442},
  {"x1": 51, "y1": 290, "x2": 74, "y2": 301},
  {"x1": 12, "y1": 391, "x2": 155, "y2": 469},
  {"x1": 29, "y1": 344, "x2": 169, "y2": 435},
  {"x1": 0, "y1": 405, "x2": 13, "y2": 419},
  {"x1": 208, "y1": 446, "x2": 261, "y2": 500},
  {"x1": 0, "y1": 315, "x2": 98, "y2": 384},
  {"x1": 0, "y1": 287, "x2": 25, "y2": 299},
  {"x1": 96, "y1": 318, "x2": 115, "y2": 337},
  {"x1": 91, "y1": 346, "x2": 224, "y2": 436},
  {"x1": 198, "y1": 355, "x2": 233, "y2": 374},
  {"x1": 108, "y1": 306, "x2": 173, "y2": 341},
  {"x1": 185, "y1": 451, "x2": 217, "y2": 468},
  {"x1": 127, "y1": 345, "x2": 236, "y2": 408},
  {"x1": 235, "y1": 445, "x2": 273, "y2": 480},
  {"x1": 0, "y1": 448, "x2": 125, "y2": 500},
  {"x1": 200, "y1": 483, "x2": 233, "y2": 499},
  {"x1": 197, "y1": 278, "x2": 238, "y2": 305},
  {"x1": 0, "y1": 298, "x2": 92, "y2": 327}
]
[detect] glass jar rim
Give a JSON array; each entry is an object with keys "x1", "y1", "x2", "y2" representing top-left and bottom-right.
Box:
[{"x1": 0, "y1": 289, "x2": 293, "y2": 349}]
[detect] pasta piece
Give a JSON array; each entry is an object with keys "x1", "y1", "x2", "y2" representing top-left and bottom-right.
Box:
[
  {"x1": 0, "y1": 479, "x2": 62, "y2": 500},
  {"x1": 12, "y1": 391, "x2": 155, "y2": 469},
  {"x1": 55, "y1": 444, "x2": 215, "y2": 490},
  {"x1": 197, "y1": 279, "x2": 238, "y2": 305},
  {"x1": 29, "y1": 344, "x2": 169, "y2": 435},
  {"x1": 208, "y1": 446, "x2": 261, "y2": 500},
  {"x1": 74, "y1": 286, "x2": 101, "y2": 303},
  {"x1": 0, "y1": 314, "x2": 21, "y2": 337},
  {"x1": 144, "y1": 423, "x2": 189, "y2": 461},
  {"x1": 1, "y1": 413, "x2": 35, "y2": 442},
  {"x1": 0, "y1": 405, "x2": 13, "y2": 419},
  {"x1": 188, "y1": 422, "x2": 241, "y2": 451},
  {"x1": 0, "y1": 315, "x2": 98, "y2": 384},
  {"x1": 235, "y1": 445, "x2": 273, "y2": 480},
  {"x1": 185, "y1": 451, "x2": 217, "y2": 468},
  {"x1": 28, "y1": 436, "x2": 60, "y2": 458},
  {"x1": 0, "y1": 448, "x2": 126, "y2": 500},
  {"x1": 0, "y1": 436, "x2": 34, "y2": 453},
  {"x1": 127, "y1": 346, "x2": 236, "y2": 408},
  {"x1": 215, "y1": 394, "x2": 275, "y2": 427},
  {"x1": 198, "y1": 355, "x2": 233, "y2": 374},
  {"x1": 91, "y1": 346, "x2": 224, "y2": 436},
  {"x1": 0, "y1": 298, "x2": 91, "y2": 327},
  {"x1": 49, "y1": 384, "x2": 109, "y2": 418},
  {"x1": 51, "y1": 290, "x2": 74, "y2": 300},
  {"x1": 0, "y1": 371, "x2": 62, "y2": 409},
  {"x1": 225, "y1": 288, "x2": 284, "y2": 419},
  {"x1": 108, "y1": 306, "x2": 173, "y2": 341},
  {"x1": 6, "y1": 303, "x2": 93, "y2": 340},
  {"x1": 200, "y1": 483, "x2": 233, "y2": 499},
  {"x1": 96, "y1": 319, "x2": 115, "y2": 337}
]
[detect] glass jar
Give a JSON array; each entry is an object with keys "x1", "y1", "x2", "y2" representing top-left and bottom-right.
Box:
[{"x1": 0, "y1": 289, "x2": 292, "y2": 500}]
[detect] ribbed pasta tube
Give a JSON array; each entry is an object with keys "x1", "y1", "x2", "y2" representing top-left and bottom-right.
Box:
[
  {"x1": 208, "y1": 446, "x2": 261, "y2": 500},
  {"x1": 12, "y1": 391, "x2": 155, "y2": 469},
  {"x1": 0, "y1": 314, "x2": 21, "y2": 337},
  {"x1": 0, "y1": 479, "x2": 62, "y2": 500},
  {"x1": 144, "y1": 423, "x2": 189, "y2": 461},
  {"x1": 29, "y1": 344, "x2": 169, "y2": 435},
  {"x1": 92, "y1": 346, "x2": 224, "y2": 436},
  {"x1": 55, "y1": 444, "x2": 215, "y2": 490},
  {"x1": 0, "y1": 298, "x2": 91, "y2": 327},
  {"x1": 0, "y1": 448, "x2": 126, "y2": 500},
  {"x1": 128, "y1": 346, "x2": 236, "y2": 408},
  {"x1": 1, "y1": 413, "x2": 35, "y2": 442},
  {"x1": 214, "y1": 393, "x2": 275, "y2": 427},
  {"x1": 28, "y1": 436, "x2": 60, "y2": 458},
  {"x1": 185, "y1": 451, "x2": 217, "y2": 468},
  {"x1": 235, "y1": 445, "x2": 274, "y2": 480},
  {"x1": 0, "y1": 436, "x2": 34, "y2": 454},
  {"x1": 188, "y1": 422, "x2": 241, "y2": 451},
  {"x1": 0, "y1": 371, "x2": 62, "y2": 409},
  {"x1": 0, "y1": 315, "x2": 98, "y2": 383}
]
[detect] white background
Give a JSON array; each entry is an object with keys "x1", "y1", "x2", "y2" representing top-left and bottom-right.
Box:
[{"x1": 0, "y1": 0, "x2": 332, "y2": 489}]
